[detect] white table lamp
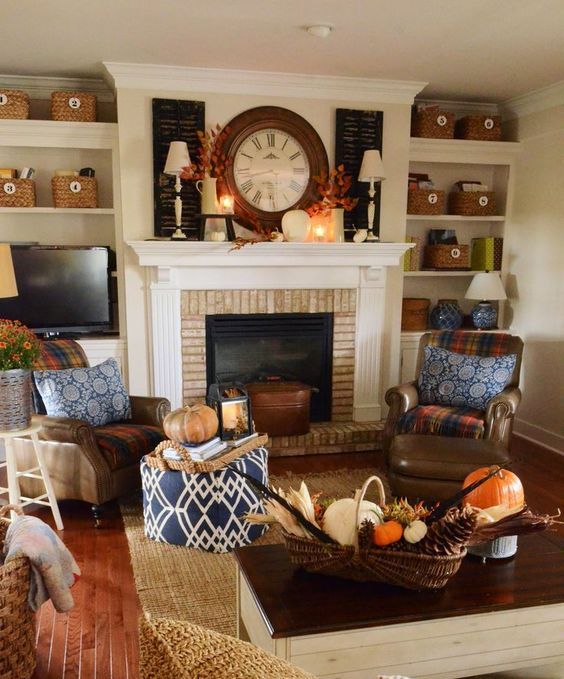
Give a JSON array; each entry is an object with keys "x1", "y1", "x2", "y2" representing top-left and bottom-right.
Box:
[
  {"x1": 164, "y1": 141, "x2": 191, "y2": 240},
  {"x1": 0, "y1": 244, "x2": 18, "y2": 298},
  {"x1": 358, "y1": 149, "x2": 385, "y2": 242},
  {"x1": 465, "y1": 271, "x2": 507, "y2": 329}
]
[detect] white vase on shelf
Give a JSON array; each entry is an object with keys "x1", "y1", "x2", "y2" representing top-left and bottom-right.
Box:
[
  {"x1": 196, "y1": 176, "x2": 218, "y2": 214},
  {"x1": 330, "y1": 208, "x2": 345, "y2": 243}
]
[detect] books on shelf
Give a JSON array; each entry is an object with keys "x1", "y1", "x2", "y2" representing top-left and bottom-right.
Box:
[
  {"x1": 404, "y1": 236, "x2": 422, "y2": 271},
  {"x1": 471, "y1": 237, "x2": 503, "y2": 271},
  {"x1": 163, "y1": 436, "x2": 228, "y2": 462},
  {"x1": 228, "y1": 432, "x2": 259, "y2": 448}
]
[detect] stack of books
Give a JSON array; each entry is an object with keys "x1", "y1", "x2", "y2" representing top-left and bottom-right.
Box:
[
  {"x1": 403, "y1": 236, "x2": 422, "y2": 271},
  {"x1": 471, "y1": 237, "x2": 503, "y2": 271},
  {"x1": 163, "y1": 436, "x2": 228, "y2": 462},
  {"x1": 454, "y1": 180, "x2": 489, "y2": 192}
]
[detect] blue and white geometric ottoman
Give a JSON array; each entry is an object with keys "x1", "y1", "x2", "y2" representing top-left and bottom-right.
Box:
[{"x1": 141, "y1": 446, "x2": 269, "y2": 553}]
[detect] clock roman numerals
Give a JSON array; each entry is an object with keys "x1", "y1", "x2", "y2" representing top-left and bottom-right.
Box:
[
  {"x1": 289, "y1": 151, "x2": 302, "y2": 161},
  {"x1": 266, "y1": 132, "x2": 276, "y2": 147},
  {"x1": 251, "y1": 137, "x2": 262, "y2": 151},
  {"x1": 252, "y1": 190, "x2": 262, "y2": 205},
  {"x1": 293, "y1": 167, "x2": 305, "y2": 174},
  {"x1": 240, "y1": 179, "x2": 253, "y2": 193},
  {"x1": 289, "y1": 180, "x2": 302, "y2": 192}
]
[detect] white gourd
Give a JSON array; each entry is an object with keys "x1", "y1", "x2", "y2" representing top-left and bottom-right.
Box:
[
  {"x1": 323, "y1": 498, "x2": 383, "y2": 546},
  {"x1": 403, "y1": 519, "x2": 427, "y2": 544}
]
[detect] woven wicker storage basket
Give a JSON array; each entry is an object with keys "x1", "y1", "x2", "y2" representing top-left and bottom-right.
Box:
[
  {"x1": 407, "y1": 188, "x2": 445, "y2": 215},
  {"x1": 0, "y1": 179, "x2": 35, "y2": 208},
  {"x1": 283, "y1": 476, "x2": 466, "y2": 590},
  {"x1": 412, "y1": 109, "x2": 455, "y2": 139},
  {"x1": 0, "y1": 506, "x2": 36, "y2": 679},
  {"x1": 50, "y1": 91, "x2": 96, "y2": 122},
  {"x1": 51, "y1": 176, "x2": 97, "y2": 208},
  {"x1": 0, "y1": 90, "x2": 29, "y2": 120},
  {"x1": 448, "y1": 191, "x2": 496, "y2": 216},
  {"x1": 401, "y1": 298, "x2": 430, "y2": 331},
  {"x1": 456, "y1": 115, "x2": 501, "y2": 141},
  {"x1": 423, "y1": 244, "x2": 470, "y2": 269}
]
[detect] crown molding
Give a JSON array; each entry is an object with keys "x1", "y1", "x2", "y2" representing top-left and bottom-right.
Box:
[
  {"x1": 500, "y1": 80, "x2": 564, "y2": 119},
  {"x1": 0, "y1": 74, "x2": 115, "y2": 103},
  {"x1": 103, "y1": 62, "x2": 426, "y2": 104},
  {"x1": 415, "y1": 98, "x2": 499, "y2": 116}
]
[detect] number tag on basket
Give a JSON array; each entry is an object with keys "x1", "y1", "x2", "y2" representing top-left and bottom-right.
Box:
[
  {"x1": 69, "y1": 181, "x2": 82, "y2": 194},
  {"x1": 68, "y1": 97, "x2": 81, "y2": 110},
  {"x1": 3, "y1": 182, "x2": 16, "y2": 195},
  {"x1": 479, "y1": 195, "x2": 489, "y2": 207},
  {"x1": 484, "y1": 118, "x2": 494, "y2": 130},
  {"x1": 0, "y1": 93, "x2": 8, "y2": 106},
  {"x1": 450, "y1": 247, "x2": 461, "y2": 259},
  {"x1": 436, "y1": 114, "x2": 447, "y2": 127},
  {"x1": 428, "y1": 192, "x2": 438, "y2": 204}
]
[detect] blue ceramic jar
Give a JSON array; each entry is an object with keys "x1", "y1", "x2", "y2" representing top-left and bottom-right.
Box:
[{"x1": 430, "y1": 299, "x2": 463, "y2": 330}]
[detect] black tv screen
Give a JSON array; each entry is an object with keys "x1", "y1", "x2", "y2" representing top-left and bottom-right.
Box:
[{"x1": 0, "y1": 245, "x2": 112, "y2": 335}]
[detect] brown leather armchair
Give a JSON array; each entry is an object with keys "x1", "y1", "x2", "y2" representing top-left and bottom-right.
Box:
[
  {"x1": 13, "y1": 340, "x2": 170, "y2": 525},
  {"x1": 384, "y1": 331, "x2": 523, "y2": 500}
]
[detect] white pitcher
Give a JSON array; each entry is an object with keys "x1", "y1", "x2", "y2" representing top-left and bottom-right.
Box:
[{"x1": 196, "y1": 176, "x2": 218, "y2": 214}]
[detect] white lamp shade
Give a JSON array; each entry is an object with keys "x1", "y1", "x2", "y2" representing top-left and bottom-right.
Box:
[
  {"x1": 465, "y1": 272, "x2": 507, "y2": 301},
  {"x1": 358, "y1": 149, "x2": 385, "y2": 182},
  {"x1": 0, "y1": 243, "x2": 18, "y2": 298},
  {"x1": 164, "y1": 141, "x2": 191, "y2": 174}
]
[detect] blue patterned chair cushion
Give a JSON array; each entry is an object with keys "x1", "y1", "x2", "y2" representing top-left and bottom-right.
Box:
[
  {"x1": 418, "y1": 346, "x2": 517, "y2": 411},
  {"x1": 33, "y1": 357, "x2": 131, "y2": 427},
  {"x1": 141, "y1": 447, "x2": 269, "y2": 553}
]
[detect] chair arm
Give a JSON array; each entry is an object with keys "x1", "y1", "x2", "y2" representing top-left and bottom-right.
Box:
[
  {"x1": 129, "y1": 396, "x2": 171, "y2": 427},
  {"x1": 383, "y1": 382, "x2": 419, "y2": 459},
  {"x1": 33, "y1": 414, "x2": 99, "y2": 448},
  {"x1": 484, "y1": 386, "x2": 522, "y2": 446}
]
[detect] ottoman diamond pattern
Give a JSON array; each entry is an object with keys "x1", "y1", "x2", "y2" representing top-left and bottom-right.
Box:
[{"x1": 141, "y1": 446, "x2": 268, "y2": 553}]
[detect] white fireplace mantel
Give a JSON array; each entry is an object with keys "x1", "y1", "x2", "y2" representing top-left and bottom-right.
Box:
[{"x1": 128, "y1": 241, "x2": 412, "y2": 418}]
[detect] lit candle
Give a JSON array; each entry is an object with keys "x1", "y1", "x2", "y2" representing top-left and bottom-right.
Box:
[
  {"x1": 313, "y1": 224, "x2": 326, "y2": 242},
  {"x1": 221, "y1": 401, "x2": 242, "y2": 429},
  {"x1": 220, "y1": 195, "x2": 234, "y2": 214}
]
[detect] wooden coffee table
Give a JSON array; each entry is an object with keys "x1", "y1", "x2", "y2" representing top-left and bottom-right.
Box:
[{"x1": 234, "y1": 532, "x2": 564, "y2": 679}]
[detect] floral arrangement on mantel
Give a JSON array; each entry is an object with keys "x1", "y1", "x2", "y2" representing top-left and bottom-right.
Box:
[
  {"x1": 0, "y1": 319, "x2": 41, "y2": 371},
  {"x1": 180, "y1": 124, "x2": 232, "y2": 183},
  {"x1": 306, "y1": 164, "x2": 358, "y2": 218}
]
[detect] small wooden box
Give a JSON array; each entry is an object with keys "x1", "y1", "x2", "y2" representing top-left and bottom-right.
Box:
[
  {"x1": 412, "y1": 109, "x2": 455, "y2": 139},
  {"x1": 0, "y1": 179, "x2": 35, "y2": 207},
  {"x1": 0, "y1": 90, "x2": 29, "y2": 120},
  {"x1": 456, "y1": 115, "x2": 501, "y2": 141},
  {"x1": 50, "y1": 91, "x2": 97, "y2": 122},
  {"x1": 423, "y1": 244, "x2": 470, "y2": 270},
  {"x1": 402, "y1": 298, "x2": 430, "y2": 331},
  {"x1": 51, "y1": 176, "x2": 98, "y2": 208},
  {"x1": 448, "y1": 191, "x2": 496, "y2": 216},
  {"x1": 245, "y1": 381, "x2": 312, "y2": 436},
  {"x1": 407, "y1": 189, "x2": 445, "y2": 215}
]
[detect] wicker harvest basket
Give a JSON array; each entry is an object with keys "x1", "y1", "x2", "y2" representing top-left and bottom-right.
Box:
[
  {"x1": 0, "y1": 179, "x2": 35, "y2": 208},
  {"x1": 0, "y1": 90, "x2": 29, "y2": 120},
  {"x1": 0, "y1": 505, "x2": 36, "y2": 679},
  {"x1": 407, "y1": 188, "x2": 445, "y2": 215},
  {"x1": 412, "y1": 109, "x2": 455, "y2": 139},
  {"x1": 51, "y1": 176, "x2": 97, "y2": 208},
  {"x1": 401, "y1": 298, "x2": 430, "y2": 331},
  {"x1": 423, "y1": 244, "x2": 470, "y2": 269},
  {"x1": 283, "y1": 476, "x2": 466, "y2": 590},
  {"x1": 51, "y1": 91, "x2": 97, "y2": 122},
  {"x1": 448, "y1": 191, "x2": 496, "y2": 216},
  {"x1": 456, "y1": 115, "x2": 501, "y2": 142}
]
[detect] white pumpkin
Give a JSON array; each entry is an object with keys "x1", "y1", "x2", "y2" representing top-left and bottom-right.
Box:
[
  {"x1": 323, "y1": 498, "x2": 383, "y2": 546},
  {"x1": 403, "y1": 519, "x2": 428, "y2": 544}
]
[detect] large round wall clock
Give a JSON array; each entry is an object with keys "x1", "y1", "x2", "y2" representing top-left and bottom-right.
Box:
[{"x1": 221, "y1": 106, "x2": 329, "y2": 231}]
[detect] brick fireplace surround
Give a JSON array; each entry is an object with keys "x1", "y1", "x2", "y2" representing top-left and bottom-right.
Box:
[{"x1": 128, "y1": 241, "x2": 411, "y2": 456}]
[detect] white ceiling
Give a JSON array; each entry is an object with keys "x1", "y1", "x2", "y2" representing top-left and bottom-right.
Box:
[{"x1": 3, "y1": 0, "x2": 564, "y2": 101}]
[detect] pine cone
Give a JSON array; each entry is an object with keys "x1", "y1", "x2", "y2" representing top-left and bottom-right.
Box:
[
  {"x1": 358, "y1": 519, "x2": 375, "y2": 549},
  {"x1": 421, "y1": 506, "x2": 479, "y2": 556}
]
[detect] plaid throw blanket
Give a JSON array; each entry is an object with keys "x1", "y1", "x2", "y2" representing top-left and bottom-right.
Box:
[
  {"x1": 397, "y1": 404, "x2": 485, "y2": 439},
  {"x1": 428, "y1": 330, "x2": 512, "y2": 357}
]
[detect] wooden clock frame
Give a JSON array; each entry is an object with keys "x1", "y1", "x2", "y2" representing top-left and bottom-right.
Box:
[{"x1": 221, "y1": 106, "x2": 329, "y2": 232}]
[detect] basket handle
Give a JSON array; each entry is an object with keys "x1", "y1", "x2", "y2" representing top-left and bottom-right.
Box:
[
  {"x1": 353, "y1": 475, "x2": 386, "y2": 554},
  {"x1": 0, "y1": 504, "x2": 24, "y2": 519},
  {"x1": 151, "y1": 440, "x2": 194, "y2": 468}
]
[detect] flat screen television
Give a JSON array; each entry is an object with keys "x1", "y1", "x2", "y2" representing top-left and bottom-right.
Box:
[{"x1": 0, "y1": 245, "x2": 112, "y2": 336}]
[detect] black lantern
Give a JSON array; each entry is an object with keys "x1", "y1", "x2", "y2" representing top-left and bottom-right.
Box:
[{"x1": 207, "y1": 382, "x2": 254, "y2": 441}]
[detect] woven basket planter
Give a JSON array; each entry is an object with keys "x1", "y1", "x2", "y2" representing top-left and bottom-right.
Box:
[
  {"x1": 0, "y1": 90, "x2": 29, "y2": 120},
  {"x1": 0, "y1": 370, "x2": 32, "y2": 431},
  {"x1": 456, "y1": 115, "x2": 501, "y2": 141},
  {"x1": 407, "y1": 188, "x2": 445, "y2": 215},
  {"x1": 50, "y1": 91, "x2": 96, "y2": 122},
  {"x1": 0, "y1": 507, "x2": 36, "y2": 679},
  {"x1": 423, "y1": 244, "x2": 470, "y2": 269},
  {"x1": 448, "y1": 191, "x2": 496, "y2": 216},
  {"x1": 401, "y1": 298, "x2": 430, "y2": 331},
  {"x1": 0, "y1": 179, "x2": 35, "y2": 208},
  {"x1": 52, "y1": 176, "x2": 97, "y2": 208},
  {"x1": 412, "y1": 109, "x2": 455, "y2": 139}
]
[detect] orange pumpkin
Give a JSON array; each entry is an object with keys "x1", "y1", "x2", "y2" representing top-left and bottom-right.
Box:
[
  {"x1": 163, "y1": 404, "x2": 219, "y2": 444},
  {"x1": 462, "y1": 466, "x2": 524, "y2": 509},
  {"x1": 372, "y1": 520, "x2": 403, "y2": 547}
]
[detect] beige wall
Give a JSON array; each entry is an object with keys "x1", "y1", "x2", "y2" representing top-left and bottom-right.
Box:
[
  {"x1": 505, "y1": 105, "x2": 564, "y2": 451},
  {"x1": 115, "y1": 86, "x2": 412, "y2": 403}
]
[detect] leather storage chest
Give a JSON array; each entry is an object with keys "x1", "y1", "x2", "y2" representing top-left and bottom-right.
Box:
[{"x1": 245, "y1": 382, "x2": 312, "y2": 436}]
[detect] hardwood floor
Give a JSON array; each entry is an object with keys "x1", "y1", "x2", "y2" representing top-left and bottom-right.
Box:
[{"x1": 13, "y1": 435, "x2": 562, "y2": 678}]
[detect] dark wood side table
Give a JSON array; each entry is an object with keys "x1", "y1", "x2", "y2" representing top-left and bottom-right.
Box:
[{"x1": 234, "y1": 533, "x2": 564, "y2": 678}]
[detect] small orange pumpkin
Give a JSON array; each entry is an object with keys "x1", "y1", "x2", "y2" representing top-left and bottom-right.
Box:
[
  {"x1": 163, "y1": 404, "x2": 219, "y2": 444},
  {"x1": 372, "y1": 520, "x2": 403, "y2": 547},
  {"x1": 462, "y1": 466, "x2": 524, "y2": 510}
]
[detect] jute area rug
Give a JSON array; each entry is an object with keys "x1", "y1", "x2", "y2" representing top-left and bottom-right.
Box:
[{"x1": 120, "y1": 467, "x2": 385, "y2": 637}]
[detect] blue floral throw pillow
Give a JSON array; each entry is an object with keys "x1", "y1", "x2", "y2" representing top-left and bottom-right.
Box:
[
  {"x1": 418, "y1": 345, "x2": 517, "y2": 411},
  {"x1": 33, "y1": 357, "x2": 131, "y2": 427}
]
